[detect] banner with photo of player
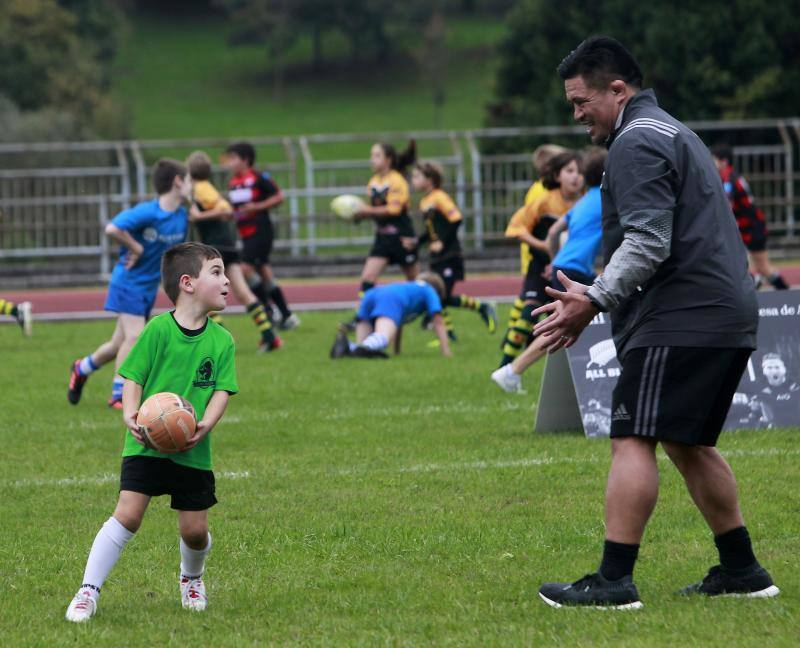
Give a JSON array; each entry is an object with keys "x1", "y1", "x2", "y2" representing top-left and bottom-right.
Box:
[{"x1": 558, "y1": 291, "x2": 800, "y2": 438}]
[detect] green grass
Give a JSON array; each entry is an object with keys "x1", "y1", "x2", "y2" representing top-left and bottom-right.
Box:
[
  {"x1": 111, "y1": 13, "x2": 504, "y2": 139},
  {"x1": 1, "y1": 309, "x2": 798, "y2": 645}
]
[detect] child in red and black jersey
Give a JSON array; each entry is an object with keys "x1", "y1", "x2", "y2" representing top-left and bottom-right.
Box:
[
  {"x1": 224, "y1": 142, "x2": 300, "y2": 329},
  {"x1": 412, "y1": 161, "x2": 497, "y2": 340},
  {"x1": 711, "y1": 145, "x2": 788, "y2": 290}
]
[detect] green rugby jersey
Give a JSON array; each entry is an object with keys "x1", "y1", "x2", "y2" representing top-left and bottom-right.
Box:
[{"x1": 119, "y1": 311, "x2": 238, "y2": 470}]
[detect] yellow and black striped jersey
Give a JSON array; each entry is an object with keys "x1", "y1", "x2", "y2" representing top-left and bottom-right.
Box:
[
  {"x1": 418, "y1": 189, "x2": 462, "y2": 261},
  {"x1": 367, "y1": 170, "x2": 415, "y2": 236}
]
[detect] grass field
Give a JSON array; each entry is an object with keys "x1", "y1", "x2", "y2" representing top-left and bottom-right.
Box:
[
  {"x1": 1, "y1": 309, "x2": 798, "y2": 645},
  {"x1": 111, "y1": 13, "x2": 504, "y2": 139}
]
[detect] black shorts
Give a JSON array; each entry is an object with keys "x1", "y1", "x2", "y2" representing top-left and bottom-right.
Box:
[
  {"x1": 610, "y1": 346, "x2": 752, "y2": 446},
  {"x1": 241, "y1": 223, "x2": 274, "y2": 267},
  {"x1": 551, "y1": 267, "x2": 594, "y2": 292},
  {"x1": 119, "y1": 456, "x2": 217, "y2": 511},
  {"x1": 520, "y1": 258, "x2": 549, "y2": 303},
  {"x1": 431, "y1": 257, "x2": 465, "y2": 297},
  {"x1": 739, "y1": 217, "x2": 768, "y2": 253},
  {"x1": 369, "y1": 234, "x2": 418, "y2": 267},
  {"x1": 218, "y1": 247, "x2": 242, "y2": 267}
]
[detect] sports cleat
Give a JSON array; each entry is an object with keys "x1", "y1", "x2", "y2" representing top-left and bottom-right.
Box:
[
  {"x1": 67, "y1": 360, "x2": 88, "y2": 405},
  {"x1": 539, "y1": 572, "x2": 643, "y2": 610},
  {"x1": 258, "y1": 335, "x2": 283, "y2": 353},
  {"x1": 479, "y1": 302, "x2": 498, "y2": 334},
  {"x1": 16, "y1": 301, "x2": 32, "y2": 336},
  {"x1": 279, "y1": 313, "x2": 301, "y2": 330},
  {"x1": 108, "y1": 397, "x2": 123, "y2": 410},
  {"x1": 679, "y1": 563, "x2": 780, "y2": 598},
  {"x1": 180, "y1": 575, "x2": 208, "y2": 612},
  {"x1": 351, "y1": 345, "x2": 389, "y2": 359},
  {"x1": 330, "y1": 328, "x2": 351, "y2": 359},
  {"x1": 491, "y1": 364, "x2": 525, "y2": 394},
  {"x1": 65, "y1": 589, "x2": 97, "y2": 622},
  {"x1": 447, "y1": 329, "x2": 458, "y2": 342}
]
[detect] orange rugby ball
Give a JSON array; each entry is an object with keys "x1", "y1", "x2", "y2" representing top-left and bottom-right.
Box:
[{"x1": 136, "y1": 392, "x2": 196, "y2": 453}]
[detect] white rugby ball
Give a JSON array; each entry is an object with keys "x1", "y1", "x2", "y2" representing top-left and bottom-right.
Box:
[{"x1": 331, "y1": 194, "x2": 366, "y2": 221}]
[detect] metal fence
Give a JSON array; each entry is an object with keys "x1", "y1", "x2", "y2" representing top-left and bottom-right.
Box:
[{"x1": 1, "y1": 119, "x2": 799, "y2": 286}]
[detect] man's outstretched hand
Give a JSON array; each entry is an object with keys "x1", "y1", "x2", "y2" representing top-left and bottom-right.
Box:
[{"x1": 532, "y1": 270, "x2": 598, "y2": 352}]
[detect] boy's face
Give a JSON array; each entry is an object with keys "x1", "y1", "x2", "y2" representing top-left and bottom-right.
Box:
[
  {"x1": 173, "y1": 173, "x2": 193, "y2": 202},
  {"x1": 188, "y1": 257, "x2": 230, "y2": 311},
  {"x1": 411, "y1": 168, "x2": 430, "y2": 192},
  {"x1": 224, "y1": 153, "x2": 248, "y2": 175}
]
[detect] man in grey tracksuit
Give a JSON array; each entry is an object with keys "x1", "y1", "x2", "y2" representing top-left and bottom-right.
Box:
[{"x1": 533, "y1": 36, "x2": 778, "y2": 609}]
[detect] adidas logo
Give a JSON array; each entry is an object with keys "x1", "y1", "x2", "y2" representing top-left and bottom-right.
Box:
[{"x1": 612, "y1": 404, "x2": 631, "y2": 421}]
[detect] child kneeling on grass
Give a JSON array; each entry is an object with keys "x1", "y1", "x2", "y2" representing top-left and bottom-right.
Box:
[
  {"x1": 66, "y1": 242, "x2": 238, "y2": 622},
  {"x1": 330, "y1": 272, "x2": 452, "y2": 359}
]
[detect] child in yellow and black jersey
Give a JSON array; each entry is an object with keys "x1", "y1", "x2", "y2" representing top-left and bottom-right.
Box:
[
  {"x1": 412, "y1": 162, "x2": 497, "y2": 340},
  {"x1": 499, "y1": 150, "x2": 584, "y2": 367},
  {"x1": 353, "y1": 141, "x2": 420, "y2": 299}
]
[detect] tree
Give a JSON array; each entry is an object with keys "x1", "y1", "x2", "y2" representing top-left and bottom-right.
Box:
[{"x1": 486, "y1": 0, "x2": 800, "y2": 128}]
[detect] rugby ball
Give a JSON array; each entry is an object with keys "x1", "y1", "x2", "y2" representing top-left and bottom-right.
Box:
[{"x1": 330, "y1": 194, "x2": 366, "y2": 221}]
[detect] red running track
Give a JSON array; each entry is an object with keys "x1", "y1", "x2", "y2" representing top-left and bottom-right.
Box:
[{"x1": 4, "y1": 268, "x2": 799, "y2": 321}]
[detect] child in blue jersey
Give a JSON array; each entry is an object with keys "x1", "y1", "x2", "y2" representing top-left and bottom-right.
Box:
[
  {"x1": 67, "y1": 158, "x2": 190, "y2": 408},
  {"x1": 330, "y1": 273, "x2": 452, "y2": 358},
  {"x1": 492, "y1": 147, "x2": 606, "y2": 393}
]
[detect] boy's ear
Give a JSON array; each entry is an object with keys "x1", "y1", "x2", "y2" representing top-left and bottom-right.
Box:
[{"x1": 178, "y1": 273, "x2": 195, "y2": 294}]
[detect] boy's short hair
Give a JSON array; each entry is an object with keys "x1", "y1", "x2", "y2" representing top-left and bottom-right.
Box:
[
  {"x1": 152, "y1": 158, "x2": 188, "y2": 195},
  {"x1": 187, "y1": 151, "x2": 212, "y2": 181},
  {"x1": 557, "y1": 36, "x2": 643, "y2": 91},
  {"x1": 710, "y1": 144, "x2": 733, "y2": 164},
  {"x1": 581, "y1": 146, "x2": 607, "y2": 187},
  {"x1": 226, "y1": 141, "x2": 256, "y2": 166},
  {"x1": 541, "y1": 150, "x2": 581, "y2": 190},
  {"x1": 532, "y1": 144, "x2": 567, "y2": 175},
  {"x1": 415, "y1": 161, "x2": 444, "y2": 189},
  {"x1": 417, "y1": 271, "x2": 446, "y2": 302},
  {"x1": 161, "y1": 242, "x2": 222, "y2": 304}
]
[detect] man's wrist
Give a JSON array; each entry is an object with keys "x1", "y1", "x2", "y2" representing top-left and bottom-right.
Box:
[{"x1": 585, "y1": 289, "x2": 607, "y2": 313}]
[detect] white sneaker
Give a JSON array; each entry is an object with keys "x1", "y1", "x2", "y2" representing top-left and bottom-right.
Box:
[
  {"x1": 180, "y1": 575, "x2": 208, "y2": 611},
  {"x1": 65, "y1": 589, "x2": 97, "y2": 622},
  {"x1": 491, "y1": 365, "x2": 525, "y2": 394},
  {"x1": 280, "y1": 313, "x2": 301, "y2": 330},
  {"x1": 17, "y1": 301, "x2": 32, "y2": 337}
]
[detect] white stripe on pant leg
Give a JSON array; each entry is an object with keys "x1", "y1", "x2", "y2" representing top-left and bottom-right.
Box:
[
  {"x1": 634, "y1": 347, "x2": 656, "y2": 436},
  {"x1": 643, "y1": 347, "x2": 667, "y2": 437},
  {"x1": 649, "y1": 348, "x2": 670, "y2": 437}
]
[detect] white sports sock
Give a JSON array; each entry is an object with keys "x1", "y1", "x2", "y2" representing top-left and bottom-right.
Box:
[
  {"x1": 81, "y1": 517, "x2": 134, "y2": 597},
  {"x1": 361, "y1": 332, "x2": 388, "y2": 351},
  {"x1": 180, "y1": 533, "x2": 212, "y2": 578},
  {"x1": 78, "y1": 355, "x2": 98, "y2": 376}
]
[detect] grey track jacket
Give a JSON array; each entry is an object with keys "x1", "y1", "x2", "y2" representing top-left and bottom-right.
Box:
[{"x1": 586, "y1": 90, "x2": 758, "y2": 359}]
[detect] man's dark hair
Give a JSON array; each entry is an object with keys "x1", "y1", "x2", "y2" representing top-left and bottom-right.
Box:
[
  {"x1": 541, "y1": 150, "x2": 581, "y2": 190},
  {"x1": 711, "y1": 144, "x2": 733, "y2": 164},
  {"x1": 152, "y1": 158, "x2": 187, "y2": 195},
  {"x1": 161, "y1": 242, "x2": 222, "y2": 304},
  {"x1": 581, "y1": 146, "x2": 607, "y2": 187},
  {"x1": 226, "y1": 141, "x2": 257, "y2": 166},
  {"x1": 557, "y1": 36, "x2": 643, "y2": 90}
]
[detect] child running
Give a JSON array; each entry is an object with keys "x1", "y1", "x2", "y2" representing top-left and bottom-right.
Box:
[
  {"x1": 65, "y1": 242, "x2": 238, "y2": 622},
  {"x1": 0, "y1": 297, "x2": 32, "y2": 336},
  {"x1": 330, "y1": 272, "x2": 452, "y2": 359},
  {"x1": 411, "y1": 161, "x2": 496, "y2": 340},
  {"x1": 187, "y1": 151, "x2": 281, "y2": 352},
  {"x1": 224, "y1": 141, "x2": 299, "y2": 330},
  {"x1": 68, "y1": 158, "x2": 190, "y2": 408},
  {"x1": 498, "y1": 150, "x2": 584, "y2": 368}
]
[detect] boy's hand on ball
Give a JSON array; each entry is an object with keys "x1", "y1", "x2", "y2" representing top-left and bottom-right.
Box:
[
  {"x1": 124, "y1": 411, "x2": 145, "y2": 445},
  {"x1": 185, "y1": 420, "x2": 210, "y2": 450}
]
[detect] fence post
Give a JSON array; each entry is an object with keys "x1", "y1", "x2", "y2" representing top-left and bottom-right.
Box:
[
  {"x1": 99, "y1": 198, "x2": 110, "y2": 281},
  {"x1": 465, "y1": 132, "x2": 484, "y2": 251},
  {"x1": 115, "y1": 143, "x2": 131, "y2": 210},
  {"x1": 299, "y1": 136, "x2": 317, "y2": 255},
  {"x1": 777, "y1": 120, "x2": 795, "y2": 238},
  {"x1": 282, "y1": 137, "x2": 301, "y2": 257},
  {"x1": 130, "y1": 142, "x2": 147, "y2": 200}
]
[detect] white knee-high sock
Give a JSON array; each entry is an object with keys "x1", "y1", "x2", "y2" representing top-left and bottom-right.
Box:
[
  {"x1": 361, "y1": 332, "x2": 388, "y2": 351},
  {"x1": 81, "y1": 517, "x2": 134, "y2": 597},
  {"x1": 180, "y1": 533, "x2": 212, "y2": 578}
]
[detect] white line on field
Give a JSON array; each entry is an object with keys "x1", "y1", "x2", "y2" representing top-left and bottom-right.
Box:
[{"x1": 3, "y1": 448, "x2": 794, "y2": 490}]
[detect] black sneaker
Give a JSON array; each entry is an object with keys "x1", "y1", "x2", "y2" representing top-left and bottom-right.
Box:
[
  {"x1": 478, "y1": 302, "x2": 497, "y2": 334},
  {"x1": 330, "y1": 329, "x2": 351, "y2": 359},
  {"x1": 67, "y1": 360, "x2": 88, "y2": 405},
  {"x1": 679, "y1": 564, "x2": 779, "y2": 598},
  {"x1": 351, "y1": 345, "x2": 389, "y2": 359},
  {"x1": 539, "y1": 572, "x2": 643, "y2": 610}
]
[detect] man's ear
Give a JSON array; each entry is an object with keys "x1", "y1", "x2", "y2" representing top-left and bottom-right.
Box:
[{"x1": 609, "y1": 79, "x2": 627, "y2": 98}]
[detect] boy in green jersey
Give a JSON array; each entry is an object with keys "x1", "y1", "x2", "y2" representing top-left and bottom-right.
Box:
[{"x1": 66, "y1": 242, "x2": 239, "y2": 623}]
